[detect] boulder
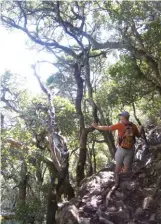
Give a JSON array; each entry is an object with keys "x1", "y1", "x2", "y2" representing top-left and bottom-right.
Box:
[
  {"x1": 80, "y1": 217, "x2": 91, "y2": 224},
  {"x1": 99, "y1": 212, "x2": 114, "y2": 224},
  {"x1": 120, "y1": 180, "x2": 137, "y2": 191},
  {"x1": 139, "y1": 173, "x2": 146, "y2": 178},
  {"x1": 142, "y1": 188, "x2": 155, "y2": 197},
  {"x1": 114, "y1": 190, "x2": 124, "y2": 199},
  {"x1": 56, "y1": 204, "x2": 80, "y2": 224},
  {"x1": 149, "y1": 213, "x2": 156, "y2": 222},
  {"x1": 155, "y1": 161, "x2": 161, "y2": 170},
  {"x1": 109, "y1": 210, "x2": 130, "y2": 223},
  {"x1": 135, "y1": 207, "x2": 145, "y2": 218},
  {"x1": 142, "y1": 196, "x2": 153, "y2": 210},
  {"x1": 115, "y1": 200, "x2": 125, "y2": 210},
  {"x1": 106, "y1": 206, "x2": 117, "y2": 212}
]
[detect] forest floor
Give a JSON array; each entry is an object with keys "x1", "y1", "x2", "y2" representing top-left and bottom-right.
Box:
[{"x1": 56, "y1": 125, "x2": 161, "y2": 224}]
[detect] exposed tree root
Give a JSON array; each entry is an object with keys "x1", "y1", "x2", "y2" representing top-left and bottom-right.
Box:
[{"x1": 106, "y1": 173, "x2": 119, "y2": 207}]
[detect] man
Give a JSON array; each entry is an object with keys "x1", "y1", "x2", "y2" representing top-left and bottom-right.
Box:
[{"x1": 91, "y1": 111, "x2": 143, "y2": 174}]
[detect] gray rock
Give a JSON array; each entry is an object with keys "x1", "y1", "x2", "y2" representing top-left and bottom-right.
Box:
[
  {"x1": 110, "y1": 210, "x2": 130, "y2": 221},
  {"x1": 98, "y1": 171, "x2": 114, "y2": 185},
  {"x1": 99, "y1": 217, "x2": 114, "y2": 224},
  {"x1": 149, "y1": 213, "x2": 156, "y2": 221},
  {"x1": 135, "y1": 207, "x2": 145, "y2": 218},
  {"x1": 142, "y1": 188, "x2": 155, "y2": 197},
  {"x1": 155, "y1": 161, "x2": 161, "y2": 170},
  {"x1": 107, "y1": 206, "x2": 117, "y2": 212},
  {"x1": 142, "y1": 196, "x2": 153, "y2": 210},
  {"x1": 100, "y1": 210, "x2": 130, "y2": 223},
  {"x1": 90, "y1": 188, "x2": 101, "y2": 195},
  {"x1": 82, "y1": 194, "x2": 91, "y2": 204},
  {"x1": 90, "y1": 195, "x2": 98, "y2": 207},
  {"x1": 83, "y1": 205, "x2": 96, "y2": 213},
  {"x1": 115, "y1": 200, "x2": 125, "y2": 210},
  {"x1": 115, "y1": 190, "x2": 124, "y2": 199},
  {"x1": 70, "y1": 197, "x2": 82, "y2": 207},
  {"x1": 120, "y1": 180, "x2": 137, "y2": 191},
  {"x1": 80, "y1": 217, "x2": 91, "y2": 224},
  {"x1": 139, "y1": 173, "x2": 146, "y2": 178},
  {"x1": 99, "y1": 212, "x2": 114, "y2": 224},
  {"x1": 56, "y1": 204, "x2": 80, "y2": 224}
]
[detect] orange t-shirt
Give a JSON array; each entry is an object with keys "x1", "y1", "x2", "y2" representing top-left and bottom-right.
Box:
[{"x1": 107, "y1": 122, "x2": 141, "y2": 138}]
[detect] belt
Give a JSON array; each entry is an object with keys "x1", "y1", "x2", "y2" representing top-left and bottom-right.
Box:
[{"x1": 119, "y1": 146, "x2": 131, "y2": 150}]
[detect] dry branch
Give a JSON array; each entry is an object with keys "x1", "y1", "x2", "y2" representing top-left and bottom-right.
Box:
[{"x1": 32, "y1": 65, "x2": 61, "y2": 172}]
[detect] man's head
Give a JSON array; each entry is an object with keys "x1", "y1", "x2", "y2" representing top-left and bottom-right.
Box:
[{"x1": 119, "y1": 111, "x2": 130, "y2": 122}]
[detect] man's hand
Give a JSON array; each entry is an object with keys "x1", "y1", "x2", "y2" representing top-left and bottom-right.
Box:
[
  {"x1": 91, "y1": 122, "x2": 98, "y2": 129},
  {"x1": 91, "y1": 123, "x2": 109, "y2": 131}
]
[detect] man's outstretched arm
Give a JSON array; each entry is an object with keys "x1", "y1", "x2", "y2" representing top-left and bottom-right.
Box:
[{"x1": 91, "y1": 122, "x2": 110, "y2": 131}]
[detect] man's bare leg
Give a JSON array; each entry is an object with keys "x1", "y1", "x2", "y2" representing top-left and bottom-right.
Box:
[
  {"x1": 115, "y1": 164, "x2": 122, "y2": 173},
  {"x1": 123, "y1": 165, "x2": 129, "y2": 173},
  {"x1": 123, "y1": 149, "x2": 134, "y2": 174},
  {"x1": 114, "y1": 164, "x2": 121, "y2": 186}
]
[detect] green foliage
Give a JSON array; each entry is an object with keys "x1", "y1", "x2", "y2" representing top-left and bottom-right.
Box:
[
  {"x1": 16, "y1": 199, "x2": 42, "y2": 224},
  {"x1": 46, "y1": 72, "x2": 65, "y2": 87},
  {"x1": 95, "y1": 143, "x2": 112, "y2": 171},
  {"x1": 54, "y1": 96, "x2": 76, "y2": 136}
]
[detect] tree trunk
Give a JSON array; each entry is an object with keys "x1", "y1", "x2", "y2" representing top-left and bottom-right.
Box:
[
  {"x1": 132, "y1": 102, "x2": 149, "y2": 146},
  {"x1": 57, "y1": 175, "x2": 75, "y2": 200},
  {"x1": 1, "y1": 114, "x2": 4, "y2": 130},
  {"x1": 46, "y1": 177, "x2": 57, "y2": 224},
  {"x1": 98, "y1": 106, "x2": 116, "y2": 157},
  {"x1": 92, "y1": 140, "x2": 96, "y2": 173},
  {"x1": 87, "y1": 145, "x2": 93, "y2": 177},
  {"x1": 102, "y1": 131, "x2": 116, "y2": 158},
  {"x1": 19, "y1": 161, "x2": 27, "y2": 202},
  {"x1": 76, "y1": 128, "x2": 89, "y2": 186},
  {"x1": 73, "y1": 62, "x2": 90, "y2": 186},
  {"x1": 56, "y1": 151, "x2": 75, "y2": 200}
]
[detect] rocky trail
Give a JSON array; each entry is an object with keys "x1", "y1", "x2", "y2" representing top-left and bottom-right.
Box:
[{"x1": 56, "y1": 125, "x2": 161, "y2": 224}]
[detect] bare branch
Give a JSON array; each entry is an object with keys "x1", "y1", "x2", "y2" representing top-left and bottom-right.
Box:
[
  {"x1": 1, "y1": 95, "x2": 22, "y2": 114},
  {"x1": 32, "y1": 65, "x2": 61, "y2": 172},
  {"x1": 1, "y1": 16, "x2": 77, "y2": 58}
]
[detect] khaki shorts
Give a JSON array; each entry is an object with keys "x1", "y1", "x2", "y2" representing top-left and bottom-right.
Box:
[{"x1": 115, "y1": 146, "x2": 134, "y2": 167}]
